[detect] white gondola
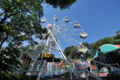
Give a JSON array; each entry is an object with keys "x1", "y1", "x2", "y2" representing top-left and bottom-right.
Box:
[
  {"x1": 41, "y1": 18, "x2": 46, "y2": 23},
  {"x1": 80, "y1": 31, "x2": 88, "y2": 39},
  {"x1": 64, "y1": 17, "x2": 69, "y2": 23},
  {"x1": 74, "y1": 22, "x2": 80, "y2": 28},
  {"x1": 53, "y1": 16, "x2": 58, "y2": 21}
]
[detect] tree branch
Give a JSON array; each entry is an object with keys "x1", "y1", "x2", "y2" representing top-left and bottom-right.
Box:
[
  {"x1": 0, "y1": 12, "x2": 5, "y2": 16},
  {"x1": 0, "y1": 35, "x2": 8, "y2": 49},
  {"x1": 0, "y1": 12, "x2": 18, "y2": 25},
  {"x1": 0, "y1": 5, "x2": 16, "y2": 25}
]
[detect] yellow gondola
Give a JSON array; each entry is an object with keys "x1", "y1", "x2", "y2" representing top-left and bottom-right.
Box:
[
  {"x1": 78, "y1": 47, "x2": 88, "y2": 53},
  {"x1": 80, "y1": 32, "x2": 88, "y2": 39},
  {"x1": 78, "y1": 44, "x2": 88, "y2": 53},
  {"x1": 39, "y1": 53, "x2": 55, "y2": 59},
  {"x1": 62, "y1": 65, "x2": 72, "y2": 68},
  {"x1": 64, "y1": 17, "x2": 69, "y2": 22},
  {"x1": 74, "y1": 22, "x2": 80, "y2": 28},
  {"x1": 62, "y1": 64, "x2": 72, "y2": 70}
]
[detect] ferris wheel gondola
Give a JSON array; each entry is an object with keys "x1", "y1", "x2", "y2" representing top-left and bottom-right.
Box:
[
  {"x1": 80, "y1": 31, "x2": 88, "y2": 39},
  {"x1": 78, "y1": 45, "x2": 88, "y2": 53},
  {"x1": 53, "y1": 16, "x2": 58, "y2": 21},
  {"x1": 41, "y1": 18, "x2": 46, "y2": 23},
  {"x1": 74, "y1": 21, "x2": 80, "y2": 28},
  {"x1": 64, "y1": 17, "x2": 69, "y2": 23},
  {"x1": 47, "y1": 24, "x2": 53, "y2": 30},
  {"x1": 47, "y1": 24, "x2": 52, "y2": 27}
]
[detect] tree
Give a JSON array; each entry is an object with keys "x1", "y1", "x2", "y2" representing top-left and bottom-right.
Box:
[
  {"x1": 0, "y1": 0, "x2": 77, "y2": 79},
  {"x1": 44, "y1": 0, "x2": 76, "y2": 9},
  {"x1": 113, "y1": 30, "x2": 120, "y2": 44},
  {"x1": 64, "y1": 31, "x2": 120, "y2": 59},
  {"x1": 90, "y1": 30, "x2": 120, "y2": 57},
  {"x1": 82, "y1": 42, "x2": 90, "y2": 48},
  {"x1": 0, "y1": 0, "x2": 48, "y2": 49},
  {"x1": 0, "y1": 43, "x2": 21, "y2": 76},
  {"x1": 0, "y1": 0, "x2": 77, "y2": 49},
  {"x1": 64, "y1": 42, "x2": 91, "y2": 59},
  {"x1": 64, "y1": 46, "x2": 78, "y2": 59}
]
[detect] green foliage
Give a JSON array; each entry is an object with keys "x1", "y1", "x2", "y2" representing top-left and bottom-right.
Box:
[
  {"x1": 0, "y1": 72, "x2": 27, "y2": 80},
  {"x1": 44, "y1": 0, "x2": 76, "y2": 9},
  {"x1": 64, "y1": 43, "x2": 91, "y2": 59},
  {"x1": 112, "y1": 31, "x2": 120, "y2": 41},
  {"x1": 0, "y1": 0, "x2": 76, "y2": 80},
  {"x1": 90, "y1": 37, "x2": 113, "y2": 54},
  {"x1": 90, "y1": 30, "x2": 120, "y2": 57},
  {"x1": 82, "y1": 42, "x2": 90, "y2": 48},
  {"x1": 0, "y1": 0, "x2": 48, "y2": 48},
  {"x1": 64, "y1": 46, "x2": 78, "y2": 59},
  {"x1": 0, "y1": 43, "x2": 21, "y2": 78},
  {"x1": 116, "y1": 30, "x2": 120, "y2": 37},
  {"x1": 0, "y1": 0, "x2": 77, "y2": 48},
  {"x1": 0, "y1": 0, "x2": 77, "y2": 79},
  {"x1": 64, "y1": 31, "x2": 120, "y2": 58},
  {"x1": 22, "y1": 45, "x2": 32, "y2": 52}
]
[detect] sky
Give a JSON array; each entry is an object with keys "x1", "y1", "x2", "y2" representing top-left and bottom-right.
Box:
[
  {"x1": 42, "y1": 0, "x2": 120, "y2": 44},
  {"x1": 3, "y1": 0, "x2": 120, "y2": 58},
  {"x1": 41, "y1": 0, "x2": 120, "y2": 57}
]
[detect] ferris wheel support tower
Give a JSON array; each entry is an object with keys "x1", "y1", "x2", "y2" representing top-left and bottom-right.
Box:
[{"x1": 47, "y1": 28, "x2": 67, "y2": 60}]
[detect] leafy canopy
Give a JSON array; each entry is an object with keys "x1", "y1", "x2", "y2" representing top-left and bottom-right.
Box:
[
  {"x1": 44, "y1": 0, "x2": 76, "y2": 9},
  {"x1": 0, "y1": 0, "x2": 48, "y2": 48},
  {"x1": 0, "y1": 43, "x2": 21, "y2": 74},
  {"x1": 90, "y1": 30, "x2": 120, "y2": 56},
  {"x1": 0, "y1": 0, "x2": 76, "y2": 48},
  {"x1": 0, "y1": 0, "x2": 77, "y2": 78}
]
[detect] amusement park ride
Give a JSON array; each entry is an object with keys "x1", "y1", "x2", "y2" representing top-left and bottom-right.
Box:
[{"x1": 20, "y1": 16, "x2": 120, "y2": 80}]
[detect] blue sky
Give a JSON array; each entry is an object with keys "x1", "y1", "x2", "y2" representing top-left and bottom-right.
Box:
[
  {"x1": 42, "y1": 0, "x2": 120, "y2": 44},
  {"x1": 41, "y1": 0, "x2": 120, "y2": 57},
  {"x1": 3, "y1": 0, "x2": 120, "y2": 52},
  {"x1": 2, "y1": 0, "x2": 120, "y2": 58}
]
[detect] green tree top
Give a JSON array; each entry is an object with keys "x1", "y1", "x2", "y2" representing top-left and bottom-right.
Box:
[{"x1": 44, "y1": 0, "x2": 76, "y2": 9}]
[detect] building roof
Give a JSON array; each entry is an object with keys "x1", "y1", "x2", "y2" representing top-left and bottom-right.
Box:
[{"x1": 93, "y1": 44, "x2": 120, "y2": 59}]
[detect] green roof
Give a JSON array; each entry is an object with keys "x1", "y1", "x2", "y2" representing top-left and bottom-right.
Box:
[{"x1": 93, "y1": 44, "x2": 120, "y2": 59}]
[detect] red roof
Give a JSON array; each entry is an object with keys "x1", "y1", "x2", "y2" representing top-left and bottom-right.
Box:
[{"x1": 115, "y1": 45, "x2": 120, "y2": 48}]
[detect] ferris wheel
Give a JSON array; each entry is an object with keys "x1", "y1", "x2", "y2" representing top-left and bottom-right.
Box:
[
  {"x1": 40, "y1": 16, "x2": 93, "y2": 79},
  {"x1": 41, "y1": 16, "x2": 88, "y2": 48},
  {"x1": 40, "y1": 16, "x2": 104, "y2": 80},
  {"x1": 19, "y1": 15, "x2": 120, "y2": 80},
  {"x1": 20, "y1": 16, "x2": 104, "y2": 80}
]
